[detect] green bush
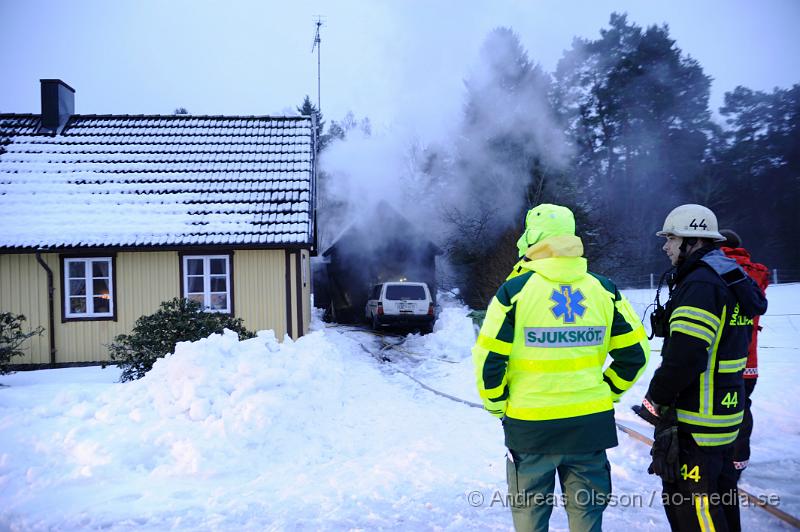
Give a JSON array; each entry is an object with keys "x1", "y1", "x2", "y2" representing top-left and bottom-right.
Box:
[
  {"x1": 0, "y1": 312, "x2": 43, "y2": 375},
  {"x1": 108, "y1": 298, "x2": 255, "y2": 382}
]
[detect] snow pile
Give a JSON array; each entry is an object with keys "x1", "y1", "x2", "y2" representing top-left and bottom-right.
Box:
[
  {"x1": 0, "y1": 311, "x2": 505, "y2": 530},
  {"x1": 102, "y1": 329, "x2": 345, "y2": 464},
  {"x1": 408, "y1": 304, "x2": 476, "y2": 359},
  {"x1": 119, "y1": 329, "x2": 346, "y2": 452},
  {"x1": 402, "y1": 299, "x2": 481, "y2": 401}
]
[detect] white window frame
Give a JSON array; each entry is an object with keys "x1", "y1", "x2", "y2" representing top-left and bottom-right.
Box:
[
  {"x1": 64, "y1": 257, "x2": 114, "y2": 319},
  {"x1": 182, "y1": 255, "x2": 232, "y2": 313}
]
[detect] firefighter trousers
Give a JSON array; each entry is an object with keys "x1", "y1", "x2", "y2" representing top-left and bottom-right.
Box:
[{"x1": 662, "y1": 433, "x2": 740, "y2": 532}]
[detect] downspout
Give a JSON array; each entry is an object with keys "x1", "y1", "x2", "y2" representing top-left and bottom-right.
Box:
[{"x1": 35, "y1": 249, "x2": 57, "y2": 365}]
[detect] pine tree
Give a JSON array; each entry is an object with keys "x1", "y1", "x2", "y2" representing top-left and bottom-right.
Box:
[
  {"x1": 714, "y1": 85, "x2": 800, "y2": 269},
  {"x1": 554, "y1": 13, "x2": 714, "y2": 278},
  {"x1": 297, "y1": 95, "x2": 328, "y2": 151}
]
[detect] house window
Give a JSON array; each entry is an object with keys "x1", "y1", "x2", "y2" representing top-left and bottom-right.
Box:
[
  {"x1": 64, "y1": 257, "x2": 114, "y2": 318},
  {"x1": 182, "y1": 255, "x2": 231, "y2": 313}
]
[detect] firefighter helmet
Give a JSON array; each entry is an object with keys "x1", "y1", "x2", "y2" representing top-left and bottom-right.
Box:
[{"x1": 656, "y1": 204, "x2": 725, "y2": 241}]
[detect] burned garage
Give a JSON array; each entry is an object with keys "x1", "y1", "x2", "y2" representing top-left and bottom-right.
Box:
[{"x1": 314, "y1": 203, "x2": 441, "y2": 324}]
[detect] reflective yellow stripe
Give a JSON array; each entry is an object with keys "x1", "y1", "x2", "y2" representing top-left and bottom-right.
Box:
[
  {"x1": 671, "y1": 309, "x2": 720, "y2": 333},
  {"x1": 671, "y1": 321, "x2": 715, "y2": 345},
  {"x1": 702, "y1": 305, "x2": 726, "y2": 415},
  {"x1": 670, "y1": 318, "x2": 716, "y2": 337},
  {"x1": 718, "y1": 356, "x2": 747, "y2": 373},
  {"x1": 615, "y1": 297, "x2": 645, "y2": 328},
  {"x1": 609, "y1": 326, "x2": 645, "y2": 350},
  {"x1": 506, "y1": 396, "x2": 613, "y2": 421},
  {"x1": 509, "y1": 291, "x2": 524, "y2": 305},
  {"x1": 510, "y1": 355, "x2": 603, "y2": 373},
  {"x1": 677, "y1": 409, "x2": 743, "y2": 427},
  {"x1": 672, "y1": 305, "x2": 720, "y2": 330},
  {"x1": 479, "y1": 381, "x2": 507, "y2": 400},
  {"x1": 693, "y1": 430, "x2": 739, "y2": 446},
  {"x1": 695, "y1": 494, "x2": 716, "y2": 531},
  {"x1": 604, "y1": 366, "x2": 633, "y2": 391},
  {"x1": 481, "y1": 297, "x2": 511, "y2": 331},
  {"x1": 476, "y1": 334, "x2": 512, "y2": 356}
]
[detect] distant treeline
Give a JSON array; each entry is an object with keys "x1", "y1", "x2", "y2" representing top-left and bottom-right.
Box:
[
  {"x1": 308, "y1": 14, "x2": 799, "y2": 308},
  {"x1": 442, "y1": 14, "x2": 799, "y2": 306}
]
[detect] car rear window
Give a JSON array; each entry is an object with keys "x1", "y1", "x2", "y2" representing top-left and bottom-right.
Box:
[{"x1": 385, "y1": 285, "x2": 426, "y2": 300}]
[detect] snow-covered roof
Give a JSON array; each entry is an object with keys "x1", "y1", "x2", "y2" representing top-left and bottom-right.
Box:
[{"x1": 0, "y1": 114, "x2": 315, "y2": 251}]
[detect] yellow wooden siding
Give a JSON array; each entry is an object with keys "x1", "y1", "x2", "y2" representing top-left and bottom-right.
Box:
[
  {"x1": 2, "y1": 248, "x2": 309, "y2": 365},
  {"x1": 233, "y1": 250, "x2": 287, "y2": 339},
  {"x1": 0, "y1": 252, "x2": 180, "y2": 364},
  {"x1": 0, "y1": 254, "x2": 51, "y2": 364},
  {"x1": 55, "y1": 252, "x2": 180, "y2": 362}
]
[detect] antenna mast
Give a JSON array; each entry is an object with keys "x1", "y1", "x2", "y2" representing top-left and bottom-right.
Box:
[{"x1": 311, "y1": 17, "x2": 324, "y2": 112}]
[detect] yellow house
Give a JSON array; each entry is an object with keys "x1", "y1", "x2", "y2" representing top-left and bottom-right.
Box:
[{"x1": 0, "y1": 80, "x2": 316, "y2": 366}]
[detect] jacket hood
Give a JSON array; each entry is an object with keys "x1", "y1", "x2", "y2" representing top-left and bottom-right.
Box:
[
  {"x1": 700, "y1": 249, "x2": 768, "y2": 317},
  {"x1": 521, "y1": 235, "x2": 587, "y2": 283},
  {"x1": 721, "y1": 247, "x2": 770, "y2": 294},
  {"x1": 721, "y1": 246, "x2": 751, "y2": 262}
]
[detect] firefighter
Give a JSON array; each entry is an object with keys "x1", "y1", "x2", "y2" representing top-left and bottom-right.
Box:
[
  {"x1": 473, "y1": 203, "x2": 650, "y2": 531},
  {"x1": 718, "y1": 229, "x2": 770, "y2": 478},
  {"x1": 634, "y1": 204, "x2": 767, "y2": 531}
]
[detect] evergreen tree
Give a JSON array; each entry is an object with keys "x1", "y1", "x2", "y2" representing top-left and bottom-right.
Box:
[
  {"x1": 297, "y1": 95, "x2": 328, "y2": 151},
  {"x1": 326, "y1": 111, "x2": 372, "y2": 144},
  {"x1": 715, "y1": 85, "x2": 800, "y2": 269},
  {"x1": 554, "y1": 13, "x2": 714, "y2": 279}
]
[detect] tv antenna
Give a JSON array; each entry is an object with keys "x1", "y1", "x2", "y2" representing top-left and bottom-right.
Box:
[{"x1": 311, "y1": 16, "x2": 325, "y2": 112}]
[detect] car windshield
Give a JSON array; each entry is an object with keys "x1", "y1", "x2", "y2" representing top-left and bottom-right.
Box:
[{"x1": 385, "y1": 284, "x2": 426, "y2": 300}]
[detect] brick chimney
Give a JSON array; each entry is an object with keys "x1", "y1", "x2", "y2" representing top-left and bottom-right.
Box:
[{"x1": 40, "y1": 79, "x2": 75, "y2": 133}]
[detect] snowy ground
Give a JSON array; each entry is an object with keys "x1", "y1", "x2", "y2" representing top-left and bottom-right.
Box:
[{"x1": 1, "y1": 286, "x2": 798, "y2": 531}]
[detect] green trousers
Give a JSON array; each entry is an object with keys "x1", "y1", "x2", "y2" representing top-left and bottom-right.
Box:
[{"x1": 506, "y1": 449, "x2": 611, "y2": 532}]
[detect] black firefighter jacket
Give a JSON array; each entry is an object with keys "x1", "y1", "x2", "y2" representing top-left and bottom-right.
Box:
[{"x1": 647, "y1": 246, "x2": 768, "y2": 447}]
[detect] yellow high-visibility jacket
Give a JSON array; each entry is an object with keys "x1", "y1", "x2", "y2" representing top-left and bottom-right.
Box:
[{"x1": 473, "y1": 236, "x2": 649, "y2": 453}]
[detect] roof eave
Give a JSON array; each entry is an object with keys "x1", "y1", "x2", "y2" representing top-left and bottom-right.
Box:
[{"x1": 0, "y1": 240, "x2": 314, "y2": 255}]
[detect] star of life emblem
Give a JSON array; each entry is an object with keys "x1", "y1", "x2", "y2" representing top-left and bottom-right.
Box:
[{"x1": 550, "y1": 285, "x2": 586, "y2": 323}]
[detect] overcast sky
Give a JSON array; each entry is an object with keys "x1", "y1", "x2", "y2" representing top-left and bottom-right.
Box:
[{"x1": 2, "y1": 0, "x2": 798, "y2": 134}]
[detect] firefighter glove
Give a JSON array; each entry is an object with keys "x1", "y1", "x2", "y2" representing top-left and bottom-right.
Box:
[
  {"x1": 647, "y1": 407, "x2": 680, "y2": 483},
  {"x1": 632, "y1": 394, "x2": 661, "y2": 426}
]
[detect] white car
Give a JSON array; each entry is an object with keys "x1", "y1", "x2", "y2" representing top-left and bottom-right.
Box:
[{"x1": 365, "y1": 281, "x2": 435, "y2": 333}]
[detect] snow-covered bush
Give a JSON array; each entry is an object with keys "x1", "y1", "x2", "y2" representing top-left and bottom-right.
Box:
[
  {"x1": 108, "y1": 298, "x2": 255, "y2": 382},
  {"x1": 0, "y1": 312, "x2": 43, "y2": 374}
]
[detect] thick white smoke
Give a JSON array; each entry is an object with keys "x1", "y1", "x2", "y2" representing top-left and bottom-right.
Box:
[{"x1": 317, "y1": 27, "x2": 571, "y2": 260}]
